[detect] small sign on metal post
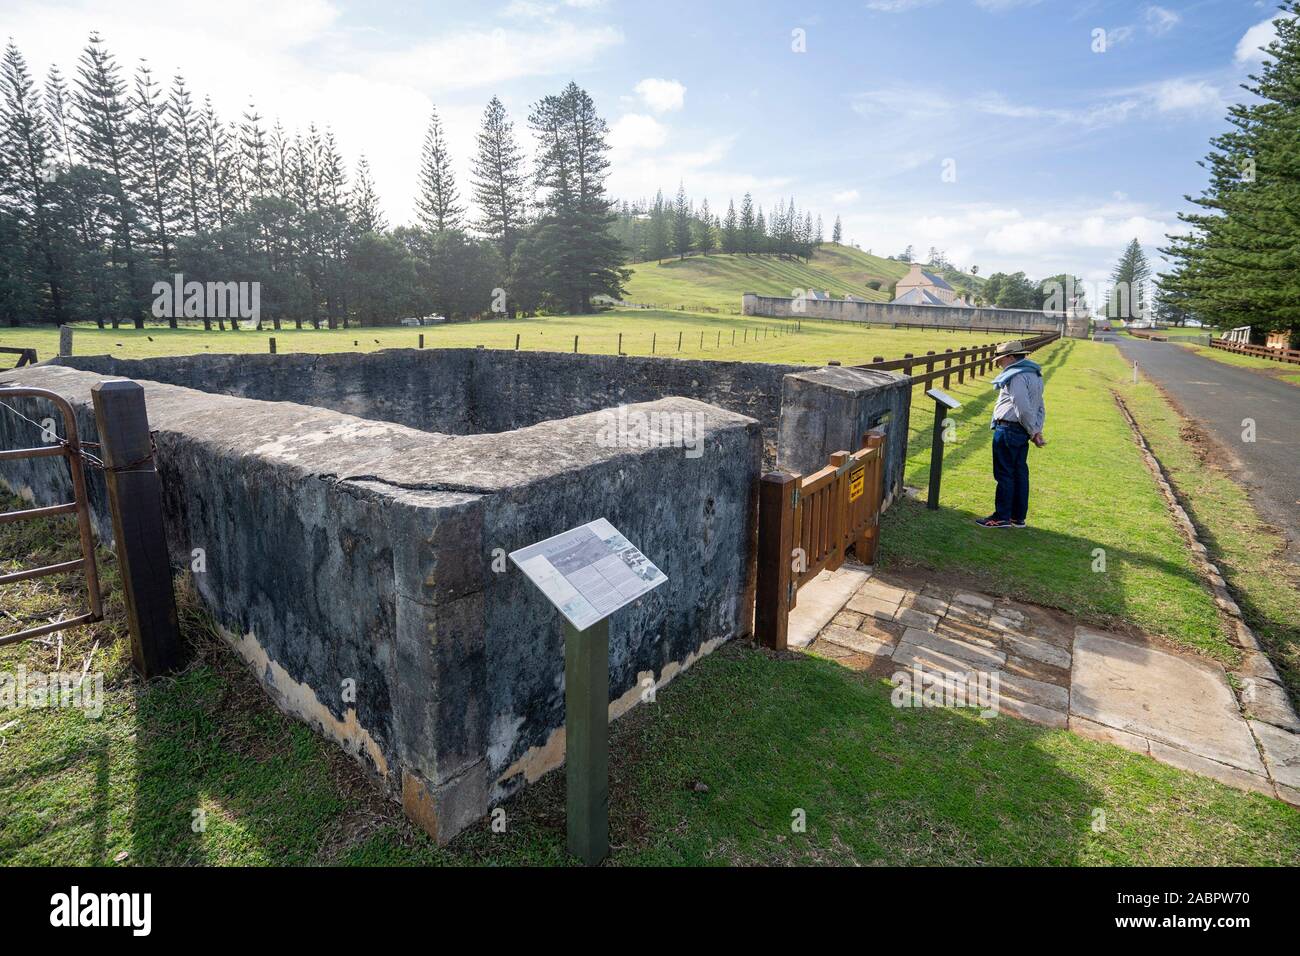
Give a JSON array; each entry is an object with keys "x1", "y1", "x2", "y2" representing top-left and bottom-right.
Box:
[
  {"x1": 925, "y1": 388, "x2": 962, "y2": 511},
  {"x1": 510, "y1": 519, "x2": 667, "y2": 865}
]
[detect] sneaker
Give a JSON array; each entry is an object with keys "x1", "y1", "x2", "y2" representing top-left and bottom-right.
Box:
[
  {"x1": 975, "y1": 516, "x2": 1014, "y2": 529},
  {"x1": 1011, "y1": 520, "x2": 1026, "y2": 528}
]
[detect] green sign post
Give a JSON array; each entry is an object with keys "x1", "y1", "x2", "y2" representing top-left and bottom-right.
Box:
[
  {"x1": 509, "y1": 518, "x2": 668, "y2": 866},
  {"x1": 564, "y1": 616, "x2": 610, "y2": 865}
]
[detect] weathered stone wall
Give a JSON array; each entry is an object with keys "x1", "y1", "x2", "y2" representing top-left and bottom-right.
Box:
[
  {"x1": 777, "y1": 367, "x2": 911, "y2": 506},
  {"x1": 0, "y1": 363, "x2": 761, "y2": 843},
  {"x1": 743, "y1": 292, "x2": 1065, "y2": 333},
  {"x1": 56, "y1": 349, "x2": 808, "y2": 465}
]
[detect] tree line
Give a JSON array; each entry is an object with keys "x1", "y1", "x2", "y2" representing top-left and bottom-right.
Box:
[
  {"x1": 1159, "y1": 1, "x2": 1300, "y2": 342},
  {"x1": 0, "y1": 34, "x2": 627, "y2": 328},
  {"x1": 614, "y1": 189, "x2": 827, "y2": 263}
]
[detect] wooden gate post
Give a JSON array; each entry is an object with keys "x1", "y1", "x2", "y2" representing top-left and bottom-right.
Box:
[
  {"x1": 756, "y1": 471, "x2": 797, "y2": 650},
  {"x1": 858, "y1": 430, "x2": 887, "y2": 564},
  {"x1": 90, "y1": 381, "x2": 183, "y2": 679}
]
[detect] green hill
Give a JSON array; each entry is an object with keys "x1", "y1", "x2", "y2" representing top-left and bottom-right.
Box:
[{"x1": 621, "y1": 245, "x2": 983, "y2": 313}]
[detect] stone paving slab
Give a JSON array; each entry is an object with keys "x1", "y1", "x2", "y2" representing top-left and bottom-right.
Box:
[
  {"x1": 1002, "y1": 631, "x2": 1072, "y2": 670},
  {"x1": 802, "y1": 568, "x2": 1300, "y2": 804},
  {"x1": 900, "y1": 627, "x2": 1007, "y2": 669},
  {"x1": 786, "y1": 562, "x2": 872, "y2": 648},
  {"x1": 1244, "y1": 680, "x2": 1300, "y2": 733},
  {"x1": 1146, "y1": 741, "x2": 1275, "y2": 798},
  {"x1": 1070, "y1": 627, "x2": 1266, "y2": 775},
  {"x1": 819, "y1": 623, "x2": 896, "y2": 658},
  {"x1": 1250, "y1": 721, "x2": 1300, "y2": 792}
]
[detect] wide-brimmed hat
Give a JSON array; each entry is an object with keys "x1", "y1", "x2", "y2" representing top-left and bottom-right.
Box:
[{"x1": 995, "y1": 340, "x2": 1030, "y2": 357}]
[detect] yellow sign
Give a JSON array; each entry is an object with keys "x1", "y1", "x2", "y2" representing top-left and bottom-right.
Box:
[{"x1": 849, "y1": 466, "x2": 865, "y2": 502}]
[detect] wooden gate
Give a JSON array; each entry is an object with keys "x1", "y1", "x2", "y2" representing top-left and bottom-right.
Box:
[
  {"x1": 0, "y1": 386, "x2": 103, "y2": 646},
  {"x1": 755, "y1": 427, "x2": 886, "y2": 649}
]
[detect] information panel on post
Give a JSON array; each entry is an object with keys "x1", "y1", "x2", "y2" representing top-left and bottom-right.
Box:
[{"x1": 509, "y1": 518, "x2": 668, "y2": 631}]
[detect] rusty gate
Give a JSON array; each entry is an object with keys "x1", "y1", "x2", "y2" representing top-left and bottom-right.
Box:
[{"x1": 0, "y1": 386, "x2": 103, "y2": 646}]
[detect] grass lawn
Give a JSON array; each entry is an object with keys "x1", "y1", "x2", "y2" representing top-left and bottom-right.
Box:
[
  {"x1": 622, "y1": 246, "x2": 908, "y2": 311},
  {"x1": 880, "y1": 337, "x2": 1231, "y2": 662},
  {"x1": 3, "y1": 499, "x2": 1297, "y2": 866},
  {"x1": 0, "y1": 310, "x2": 1014, "y2": 368}
]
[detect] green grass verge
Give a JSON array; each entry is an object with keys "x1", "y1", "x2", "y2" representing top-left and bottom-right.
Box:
[
  {"x1": 880, "y1": 338, "x2": 1230, "y2": 661},
  {"x1": 1116, "y1": 376, "x2": 1300, "y2": 704},
  {"x1": 0, "y1": 310, "x2": 1014, "y2": 368},
  {"x1": 1174, "y1": 342, "x2": 1300, "y2": 386},
  {"x1": 3, "y1": 505, "x2": 1296, "y2": 866}
]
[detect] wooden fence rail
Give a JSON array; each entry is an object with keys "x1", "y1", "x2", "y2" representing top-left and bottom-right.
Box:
[
  {"x1": 1210, "y1": 338, "x2": 1300, "y2": 366},
  {"x1": 755, "y1": 428, "x2": 887, "y2": 650}
]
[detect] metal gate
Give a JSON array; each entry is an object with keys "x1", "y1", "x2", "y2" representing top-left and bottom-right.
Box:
[{"x1": 0, "y1": 386, "x2": 103, "y2": 646}]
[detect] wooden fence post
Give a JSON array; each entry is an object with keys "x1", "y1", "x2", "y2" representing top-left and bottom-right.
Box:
[
  {"x1": 903, "y1": 352, "x2": 914, "y2": 376},
  {"x1": 59, "y1": 326, "x2": 73, "y2": 357},
  {"x1": 573, "y1": 335, "x2": 579, "y2": 353},
  {"x1": 90, "y1": 381, "x2": 182, "y2": 679},
  {"x1": 419, "y1": 333, "x2": 425, "y2": 349},
  {"x1": 269, "y1": 337, "x2": 276, "y2": 354},
  {"x1": 755, "y1": 471, "x2": 797, "y2": 650},
  {"x1": 943, "y1": 348, "x2": 952, "y2": 389}
]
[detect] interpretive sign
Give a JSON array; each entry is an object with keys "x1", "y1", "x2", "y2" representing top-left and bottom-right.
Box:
[{"x1": 509, "y1": 518, "x2": 667, "y2": 632}]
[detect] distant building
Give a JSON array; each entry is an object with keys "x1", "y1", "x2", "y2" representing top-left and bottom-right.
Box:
[{"x1": 889, "y1": 262, "x2": 971, "y2": 308}]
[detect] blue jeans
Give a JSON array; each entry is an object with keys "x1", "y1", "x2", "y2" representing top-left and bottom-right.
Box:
[{"x1": 992, "y1": 423, "x2": 1030, "y2": 522}]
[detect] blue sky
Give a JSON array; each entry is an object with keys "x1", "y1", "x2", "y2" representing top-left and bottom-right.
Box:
[{"x1": 6, "y1": 0, "x2": 1288, "y2": 283}]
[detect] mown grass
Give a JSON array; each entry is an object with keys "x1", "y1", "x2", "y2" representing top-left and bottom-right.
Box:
[
  {"x1": 622, "y1": 245, "x2": 909, "y2": 311},
  {"x1": 880, "y1": 338, "x2": 1230, "y2": 661},
  {"x1": 0, "y1": 309, "x2": 1012, "y2": 368},
  {"x1": 3, "y1": 502, "x2": 1297, "y2": 867},
  {"x1": 4, "y1": 328, "x2": 1294, "y2": 867}
]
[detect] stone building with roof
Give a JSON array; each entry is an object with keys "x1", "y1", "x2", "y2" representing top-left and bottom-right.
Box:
[{"x1": 890, "y1": 262, "x2": 972, "y2": 307}]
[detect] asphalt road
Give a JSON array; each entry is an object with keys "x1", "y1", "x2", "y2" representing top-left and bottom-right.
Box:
[{"x1": 1111, "y1": 336, "x2": 1300, "y2": 562}]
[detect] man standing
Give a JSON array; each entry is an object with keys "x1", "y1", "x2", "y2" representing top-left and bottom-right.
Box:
[{"x1": 976, "y1": 340, "x2": 1046, "y2": 529}]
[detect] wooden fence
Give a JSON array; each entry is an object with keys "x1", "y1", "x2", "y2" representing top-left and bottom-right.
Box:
[
  {"x1": 755, "y1": 428, "x2": 887, "y2": 650},
  {"x1": 852, "y1": 330, "x2": 1059, "y2": 388},
  {"x1": 1210, "y1": 338, "x2": 1300, "y2": 366},
  {"x1": 0, "y1": 347, "x2": 37, "y2": 369}
]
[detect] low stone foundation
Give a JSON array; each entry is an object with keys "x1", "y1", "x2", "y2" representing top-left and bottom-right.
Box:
[{"x1": 0, "y1": 355, "x2": 762, "y2": 843}]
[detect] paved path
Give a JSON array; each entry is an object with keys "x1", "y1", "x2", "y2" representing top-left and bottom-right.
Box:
[
  {"x1": 795, "y1": 565, "x2": 1300, "y2": 805},
  {"x1": 1111, "y1": 336, "x2": 1300, "y2": 561}
]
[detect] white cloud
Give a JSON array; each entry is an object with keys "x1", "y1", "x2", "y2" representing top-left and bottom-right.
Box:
[
  {"x1": 842, "y1": 197, "x2": 1184, "y2": 286},
  {"x1": 865, "y1": 0, "x2": 940, "y2": 12},
  {"x1": 633, "y1": 78, "x2": 686, "y2": 113},
  {"x1": 610, "y1": 113, "x2": 668, "y2": 152},
  {"x1": 1235, "y1": 16, "x2": 1281, "y2": 63},
  {"x1": 373, "y1": 24, "x2": 624, "y2": 93},
  {"x1": 1144, "y1": 5, "x2": 1180, "y2": 36},
  {"x1": 833, "y1": 189, "x2": 860, "y2": 203},
  {"x1": 1148, "y1": 78, "x2": 1224, "y2": 115}
]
